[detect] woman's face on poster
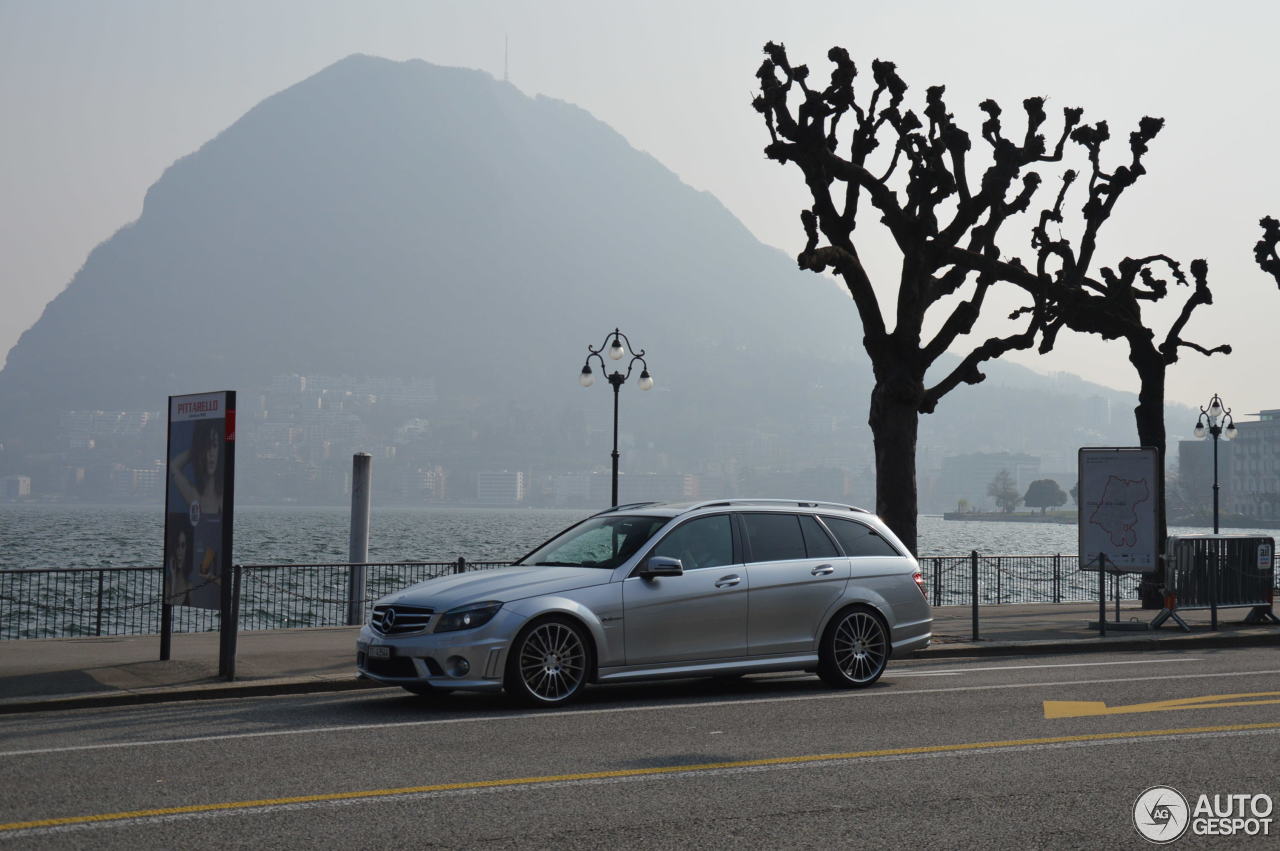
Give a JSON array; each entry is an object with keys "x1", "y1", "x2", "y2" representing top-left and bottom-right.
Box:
[{"x1": 175, "y1": 529, "x2": 188, "y2": 566}]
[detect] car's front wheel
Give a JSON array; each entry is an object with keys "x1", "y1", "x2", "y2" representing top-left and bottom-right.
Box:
[
  {"x1": 817, "y1": 606, "x2": 889, "y2": 688},
  {"x1": 504, "y1": 616, "x2": 592, "y2": 707}
]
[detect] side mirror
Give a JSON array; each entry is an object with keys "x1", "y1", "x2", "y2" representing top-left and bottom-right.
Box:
[{"x1": 638, "y1": 556, "x2": 683, "y2": 579}]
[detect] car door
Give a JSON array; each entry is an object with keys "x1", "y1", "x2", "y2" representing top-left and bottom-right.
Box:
[
  {"x1": 622, "y1": 513, "x2": 746, "y2": 665},
  {"x1": 742, "y1": 512, "x2": 850, "y2": 655}
]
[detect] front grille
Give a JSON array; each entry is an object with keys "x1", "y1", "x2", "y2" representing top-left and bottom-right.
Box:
[
  {"x1": 371, "y1": 604, "x2": 434, "y2": 635},
  {"x1": 362, "y1": 654, "x2": 418, "y2": 678}
]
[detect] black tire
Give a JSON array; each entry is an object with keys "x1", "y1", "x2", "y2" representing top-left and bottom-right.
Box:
[
  {"x1": 504, "y1": 615, "x2": 593, "y2": 707},
  {"x1": 401, "y1": 683, "x2": 453, "y2": 697},
  {"x1": 816, "y1": 605, "x2": 890, "y2": 688}
]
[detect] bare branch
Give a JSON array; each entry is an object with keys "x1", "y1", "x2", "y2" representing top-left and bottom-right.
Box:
[
  {"x1": 1178, "y1": 340, "x2": 1232, "y2": 357},
  {"x1": 798, "y1": 209, "x2": 887, "y2": 342},
  {"x1": 922, "y1": 278, "x2": 992, "y2": 363},
  {"x1": 1158, "y1": 258, "x2": 1229, "y2": 364},
  {"x1": 920, "y1": 299, "x2": 1044, "y2": 413}
]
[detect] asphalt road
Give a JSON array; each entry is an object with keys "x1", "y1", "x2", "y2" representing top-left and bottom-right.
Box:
[{"x1": 2, "y1": 647, "x2": 1278, "y2": 849}]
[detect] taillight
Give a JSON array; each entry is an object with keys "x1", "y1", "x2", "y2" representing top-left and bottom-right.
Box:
[{"x1": 913, "y1": 571, "x2": 928, "y2": 599}]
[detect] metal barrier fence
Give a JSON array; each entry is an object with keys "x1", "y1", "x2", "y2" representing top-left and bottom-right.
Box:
[
  {"x1": 0, "y1": 559, "x2": 511, "y2": 640},
  {"x1": 1160, "y1": 535, "x2": 1278, "y2": 630},
  {"x1": 4, "y1": 553, "x2": 1277, "y2": 641},
  {"x1": 1166, "y1": 536, "x2": 1275, "y2": 611}
]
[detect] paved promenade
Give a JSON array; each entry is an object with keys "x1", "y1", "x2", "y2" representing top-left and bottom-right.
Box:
[{"x1": 1, "y1": 602, "x2": 1275, "y2": 713}]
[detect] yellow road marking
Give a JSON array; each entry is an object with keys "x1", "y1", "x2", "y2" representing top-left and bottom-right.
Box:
[
  {"x1": 1044, "y1": 691, "x2": 1280, "y2": 719},
  {"x1": 3, "y1": 721, "x2": 1280, "y2": 833}
]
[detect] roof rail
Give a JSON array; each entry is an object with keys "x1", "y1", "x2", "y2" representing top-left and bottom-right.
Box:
[
  {"x1": 589, "y1": 501, "x2": 660, "y2": 517},
  {"x1": 677, "y1": 498, "x2": 870, "y2": 515}
]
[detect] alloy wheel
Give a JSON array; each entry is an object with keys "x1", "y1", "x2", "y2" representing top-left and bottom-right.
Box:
[
  {"x1": 517, "y1": 620, "x2": 587, "y2": 703},
  {"x1": 831, "y1": 610, "x2": 887, "y2": 684}
]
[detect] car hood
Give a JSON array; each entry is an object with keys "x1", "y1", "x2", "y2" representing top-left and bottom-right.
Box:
[{"x1": 375, "y1": 565, "x2": 611, "y2": 610}]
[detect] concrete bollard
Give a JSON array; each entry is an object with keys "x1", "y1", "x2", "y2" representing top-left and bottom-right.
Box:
[{"x1": 348, "y1": 452, "x2": 373, "y2": 625}]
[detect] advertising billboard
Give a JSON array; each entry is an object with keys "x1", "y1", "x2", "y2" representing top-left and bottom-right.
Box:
[
  {"x1": 1078, "y1": 447, "x2": 1160, "y2": 573},
  {"x1": 164, "y1": 391, "x2": 236, "y2": 610}
]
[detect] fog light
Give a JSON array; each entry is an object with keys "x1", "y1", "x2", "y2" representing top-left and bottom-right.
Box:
[{"x1": 445, "y1": 656, "x2": 471, "y2": 678}]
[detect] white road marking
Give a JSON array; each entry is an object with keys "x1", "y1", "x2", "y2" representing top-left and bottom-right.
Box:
[
  {"x1": 3, "y1": 727, "x2": 1275, "y2": 840},
  {"x1": 893, "y1": 657, "x2": 1200, "y2": 676},
  {"x1": 2, "y1": 666, "x2": 1278, "y2": 759}
]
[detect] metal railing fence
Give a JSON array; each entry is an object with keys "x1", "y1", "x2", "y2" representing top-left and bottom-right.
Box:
[
  {"x1": 916, "y1": 553, "x2": 1147, "y2": 607},
  {"x1": 4, "y1": 554, "x2": 1276, "y2": 641},
  {"x1": 0, "y1": 559, "x2": 511, "y2": 640}
]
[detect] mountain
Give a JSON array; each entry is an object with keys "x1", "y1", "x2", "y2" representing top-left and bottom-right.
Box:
[
  {"x1": 1, "y1": 56, "x2": 855, "y2": 408},
  {"x1": 0, "y1": 55, "x2": 1168, "y2": 504}
]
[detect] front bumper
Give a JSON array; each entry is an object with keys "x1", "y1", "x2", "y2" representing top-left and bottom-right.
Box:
[{"x1": 356, "y1": 608, "x2": 524, "y2": 692}]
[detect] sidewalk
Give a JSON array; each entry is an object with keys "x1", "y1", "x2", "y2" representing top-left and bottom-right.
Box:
[{"x1": 0, "y1": 603, "x2": 1276, "y2": 714}]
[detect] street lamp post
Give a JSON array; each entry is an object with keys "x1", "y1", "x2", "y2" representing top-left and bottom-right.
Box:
[
  {"x1": 1193, "y1": 393, "x2": 1237, "y2": 534},
  {"x1": 579, "y1": 328, "x2": 653, "y2": 507}
]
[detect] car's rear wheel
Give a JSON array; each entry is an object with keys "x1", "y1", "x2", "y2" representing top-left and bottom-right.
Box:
[
  {"x1": 505, "y1": 616, "x2": 592, "y2": 707},
  {"x1": 817, "y1": 606, "x2": 889, "y2": 688}
]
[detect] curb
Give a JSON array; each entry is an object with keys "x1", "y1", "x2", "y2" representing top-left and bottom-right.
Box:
[
  {"x1": 914, "y1": 629, "x2": 1280, "y2": 659},
  {"x1": 2, "y1": 630, "x2": 1277, "y2": 715}
]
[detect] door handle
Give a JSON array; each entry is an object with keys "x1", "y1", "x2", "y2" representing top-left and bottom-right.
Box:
[
  {"x1": 715, "y1": 574, "x2": 741, "y2": 588},
  {"x1": 811, "y1": 564, "x2": 835, "y2": 576}
]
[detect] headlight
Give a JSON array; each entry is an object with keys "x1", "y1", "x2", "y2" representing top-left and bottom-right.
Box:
[{"x1": 435, "y1": 601, "x2": 503, "y2": 633}]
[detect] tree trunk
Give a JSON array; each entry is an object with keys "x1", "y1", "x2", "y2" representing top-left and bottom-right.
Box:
[
  {"x1": 1130, "y1": 344, "x2": 1169, "y2": 608},
  {"x1": 869, "y1": 378, "x2": 921, "y2": 556}
]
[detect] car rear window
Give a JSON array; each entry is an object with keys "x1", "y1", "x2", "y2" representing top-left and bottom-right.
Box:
[
  {"x1": 799, "y1": 515, "x2": 840, "y2": 558},
  {"x1": 822, "y1": 516, "x2": 901, "y2": 557},
  {"x1": 741, "y1": 513, "x2": 807, "y2": 562}
]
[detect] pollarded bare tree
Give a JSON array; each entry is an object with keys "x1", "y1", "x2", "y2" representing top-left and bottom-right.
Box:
[
  {"x1": 1023, "y1": 124, "x2": 1230, "y2": 607},
  {"x1": 1255, "y1": 216, "x2": 1280, "y2": 285},
  {"x1": 753, "y1": 43, "x2": 1177, "y2": 553},
  {"x1": 1024, "y1": 172, "x2": 1229, "y2": 590}
]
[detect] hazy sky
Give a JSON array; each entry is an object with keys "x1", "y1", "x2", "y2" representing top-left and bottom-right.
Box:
[{"x1": 2, "y1": 0, "x2": 1277, "y2": 424}]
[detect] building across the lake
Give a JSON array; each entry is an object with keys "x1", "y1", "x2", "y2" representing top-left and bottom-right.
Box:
[
  {"x1": 0, "y1": 475, "x2": 31, "y2": 499},
  {"x1": 1224, "y1": 409, "x2": 1280, "y2": 521},
  {"x1": 1177, "y1": 407, "x2": 1280, "y2": 522},
  {"x1": 476, "y1": 471, "x2": 526, "y2": 506}
]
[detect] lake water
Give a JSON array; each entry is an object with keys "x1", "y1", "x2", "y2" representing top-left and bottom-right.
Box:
[{"x1": 0, "y1": 504, "x2": 1265, "y2": 570}]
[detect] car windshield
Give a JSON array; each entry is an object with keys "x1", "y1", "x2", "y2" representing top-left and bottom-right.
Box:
[{"x1": 517, "y1": 514, "x2": 669, "y2": 569}]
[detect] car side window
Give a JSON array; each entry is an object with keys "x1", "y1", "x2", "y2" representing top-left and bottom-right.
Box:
[
  {"x1": 822, "y1": 516, "x2": 901, "y2": 557},
  {"x1": 798, "y1": 515, "x2": 840, "y2": 558},
  {"x1": 741, "y1": 513, "x2": 807, "y2": 562},
  {"x1": 650, "y1": 515, "x2": 733, "y2": 570}
]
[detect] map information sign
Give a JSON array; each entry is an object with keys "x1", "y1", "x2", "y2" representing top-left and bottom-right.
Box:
[{"x1": 1078, "y1": 447, "x2": 1159, "y2": 573}]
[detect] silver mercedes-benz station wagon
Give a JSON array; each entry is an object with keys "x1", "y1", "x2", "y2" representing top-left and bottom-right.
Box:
[{"x1": 356, "y1": 499, "x2": 931, "y2": 706}]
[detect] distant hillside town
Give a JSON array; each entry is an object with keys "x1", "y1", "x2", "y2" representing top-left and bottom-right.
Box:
[{"x1": 4, "y1": 370, "x2": 1255, "y2": 516}]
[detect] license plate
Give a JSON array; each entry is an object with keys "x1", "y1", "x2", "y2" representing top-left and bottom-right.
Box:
[{"x1": 369, "y1": 646, "x2": 391, "y2": 659}]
